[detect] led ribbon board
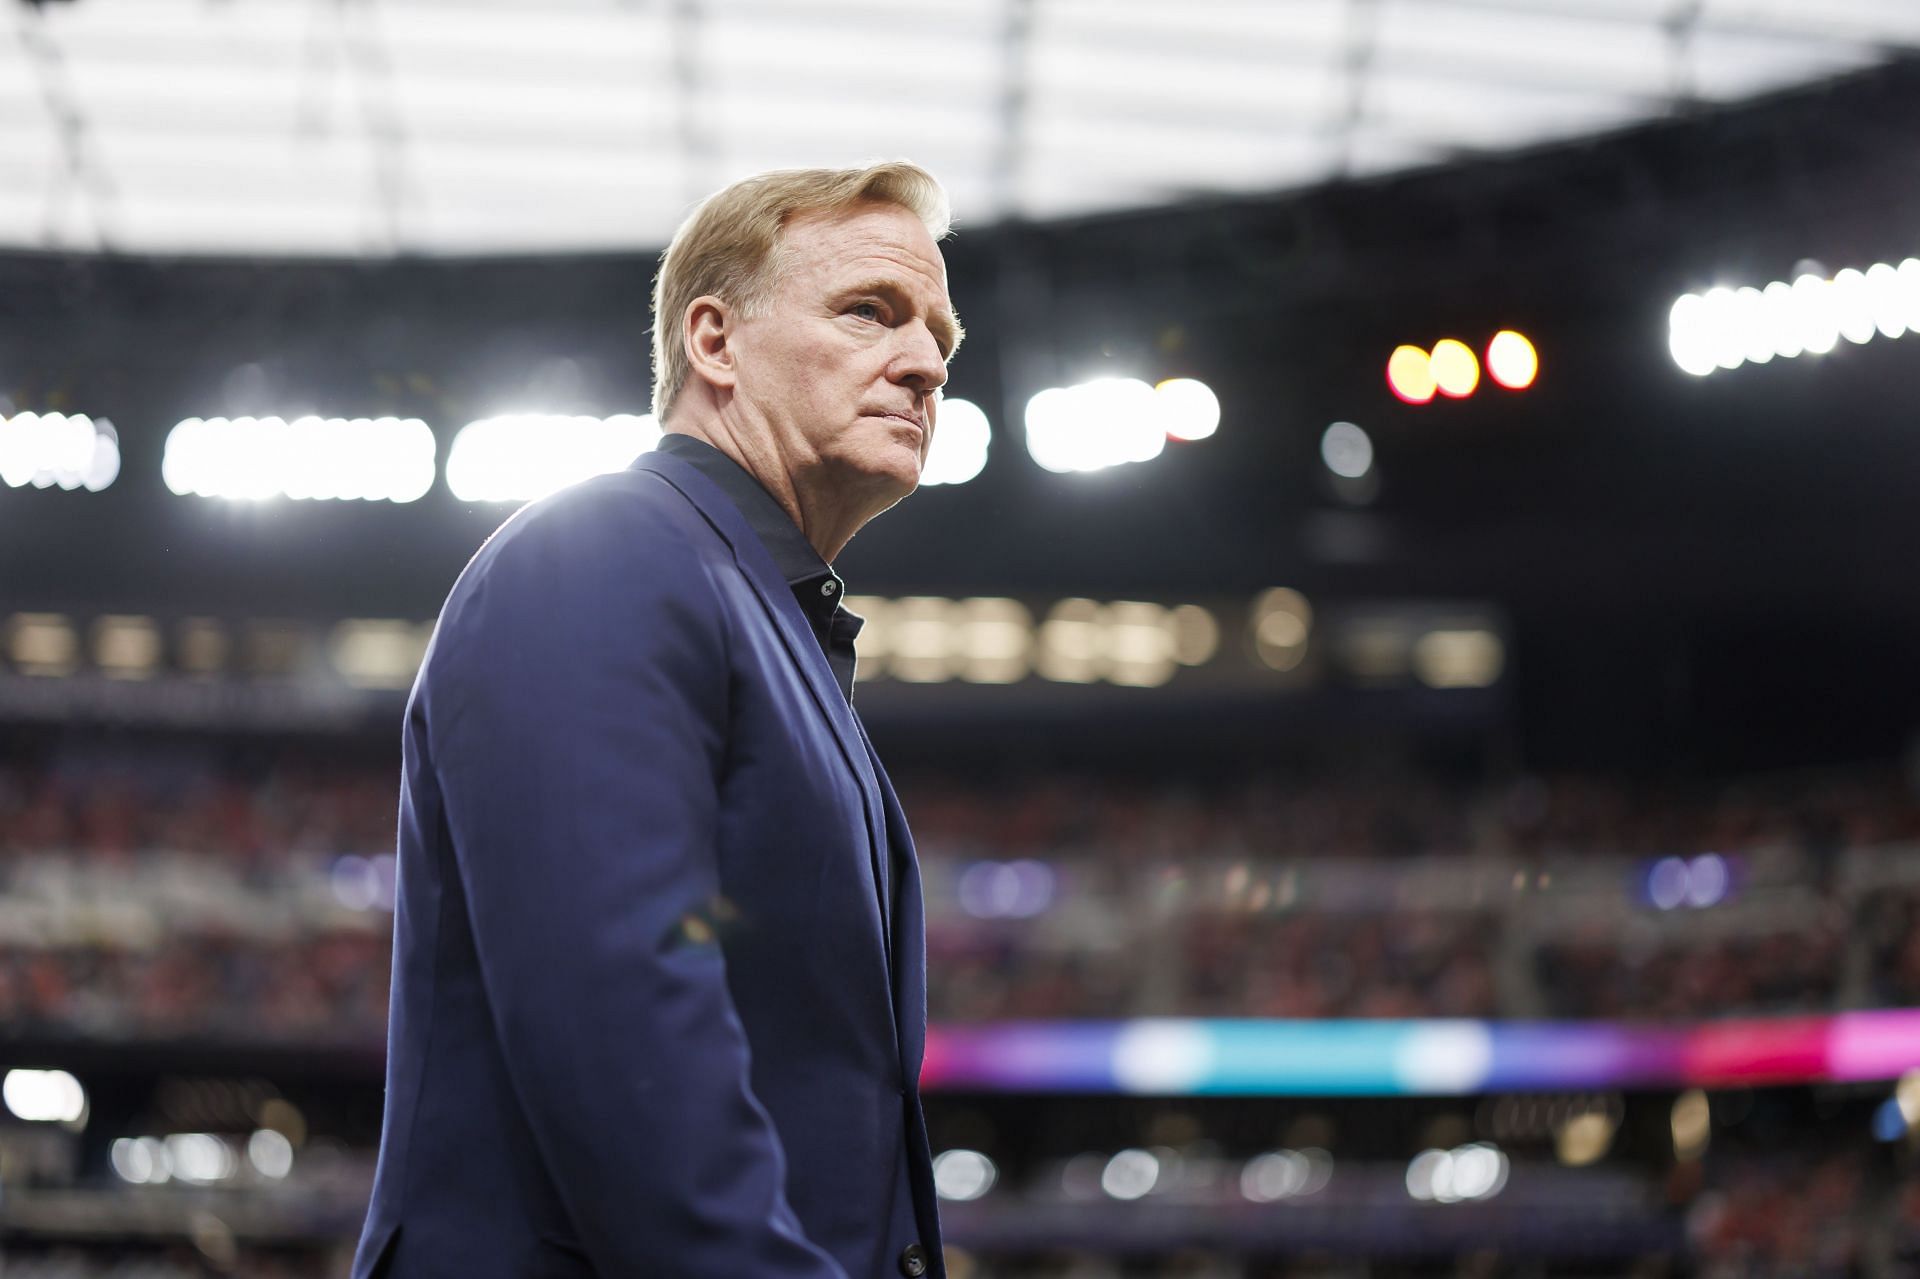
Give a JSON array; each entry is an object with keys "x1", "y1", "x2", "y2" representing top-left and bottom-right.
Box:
[{"x1": 921, "y1": 1010, "x2": 1920, "y2": 1094}]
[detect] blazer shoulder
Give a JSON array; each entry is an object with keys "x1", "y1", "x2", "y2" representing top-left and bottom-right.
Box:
[
  {"x1": 459, "y1": 468, "x2": 727, "y2": 592},
  {"x1": 422, "y1": 470, "x2": 736, "y2": 689}
]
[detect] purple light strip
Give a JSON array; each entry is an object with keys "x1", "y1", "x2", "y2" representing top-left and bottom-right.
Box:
[{"x1": 920, "y1": 1009, "x2": 1920, "y2": 1095}]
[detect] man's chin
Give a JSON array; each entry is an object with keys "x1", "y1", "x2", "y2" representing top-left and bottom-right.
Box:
[
  {"x1": 885, "y1": 463, "x2": 923, "y2": 502},
  {"x1": 873, "y1": 442, "x2": 925, "y2": 491},
  {"x1": 827, "y1": 445, "x2": 923, "y2": 510}
]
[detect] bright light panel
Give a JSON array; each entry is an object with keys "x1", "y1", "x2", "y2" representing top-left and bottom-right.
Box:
[
  {"x1": 921, "y1": 396, "x2": 990, "y2": 486},
  {"x1": 445, "y1": 413, "x2": 660, "y2": 503},
  {"x1": 2, "y1": 1069, "x2": 86, "y2": 1123},
  {"x1": 163, "y1": 416, "x2": 436, "y2": 501},
  {"x1": 932, "y1": 1149, "x2": 998, "y2": 1201},
  {"x1": 1156, "y1": 378, "x2": 1220, "y2": 441},
  {"x1": 0, "y1": 412, "x2": 120, "y2": 491},
  {"x1": 1670, "y1": 258, "x2": 1920, "y2": 375},
  {"x1": 1024, "y1": 376, "x2": 1219, "y2": 474},
  {"x1": 1025, "y1": 378, "x2": 1163, "y2": 474}
]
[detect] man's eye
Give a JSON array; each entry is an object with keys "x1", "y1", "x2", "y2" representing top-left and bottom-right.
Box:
[{"x1": 851, "y1": 302, "x2": 884, "y2": 322}]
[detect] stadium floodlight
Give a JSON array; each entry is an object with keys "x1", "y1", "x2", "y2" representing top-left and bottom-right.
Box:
[
  {"x1": 931, "y1": 1149, "x2": 997, "y2": 1201},
  {"x1": 1241, "y1": 1150, "x2": 1312, "y2": 1202},
  {"x1": 1485, "y1": 331, "x2": 1539, "y2": 389},
  {"x1": 920, "y1": 395, "x2": 990, "y2": 486},
  {"x1": 1670, "y1": 257, "x2": 1920, "y2": 375},
  {"x1": 163, "y1": 416, "x2": 437, "y2": 502},
  {"x1": 1155, "y1": 378, "x2": 1220, "y2": 441},
  {"x1": 1099, "y1": 1149, "x2": 1160, "y2": 1200},
  {"x1": 1406, "y1": 1143, "x2": 1509, "y2": 1204},
  {"x1": 1390, "y1": 334, "x2": 1536, "y2": 402},
  {"x1": 0, "y1": 412, "x2": 120, "y2": 492},
  {"x1": 248, "y1": 1129, "x2": 295, "y2": 1179},
  {"x1": 1387, "y1": 345, "x2": 1438, "y2": 404},
  {"x1": 1429, "y1": 339, "x2": 1480, "y2": 398},
  {"x1": 1321, "y1": 422, "x2": 1374, "y2": 479},
  {"x1": 165, "y1": 1133, "x2": 237, "y2": 1184},
  {"x1": 110, "y1": 1137, "x2": 171, "y2": 1184},
  {"x1": 2, "y1": 1069, "x2": 86, "y2": 1124},
  {"x1": 445, "y1": 413, "x2": 660, "y2": 502},
  {"x1": 1025, "y1": 377, "x2": 1166, "y2": 474},
  {"x1": 1023, "y1": 375, "x2": 1221, "y2": 474}
]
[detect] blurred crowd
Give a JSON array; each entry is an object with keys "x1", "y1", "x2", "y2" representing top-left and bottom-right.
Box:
[
  {"x1": 1686, "y1": 1150, "x2": 1868, "y2": 1278},
  {"x1": 0, "y1": 761, "x2": 398, "y2": 872},
  {"x1": 0, "y1": 1250, "x2": 337, "y2": 1279},
  {"x1": 0, "y1": 933, "x2": 390, "y2": 1045},
  {"x1": 2, "y1": 755, "x2": 1919, "y2": 1045}
]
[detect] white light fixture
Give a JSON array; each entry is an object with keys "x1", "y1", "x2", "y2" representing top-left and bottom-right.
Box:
[
  {"x1": 2, "y1": 1069, "x2": 86, "y2": 1123},
  {"x1": 166, "y1": 1132, "x2": 238, "y2": 1184},
  {"x1": 0, "y1": 413, "x2": 120, "y2": 492},
  {"x1": 1099, "y1": 1148, "x2": 1161, "y2": 1200},
  {"x1": 163, "y1": 416, "x2": 437, "y2": 502},
  {"x1": 1321, "y1": 421, "x2": 1373, "y2": 479},
  {"x1": 1406, "y1": 1142, "x2": 1509, "y2": 1203},
  {"x1": 1024, "y1": 375, "x2": 1220, "y2": 474},
  {"x1": 921, "y1": 396, "x2": 990, "y2": 486},
  {"x1": 1241, "y1": 1150, "x2": 1311, "y2": 1202},
  {"x1": 247, "y1": 1129, "x2": 295, "y2": 1179},
  {"x1": 1156, "y1": 378, "x2": 1220, "y2": 441},
  {"x1": 111, "y1": 1136, "x2": 170, "y2": 1184},
  {"x1": 1670, "y1": 258, "x2": 1920, "y2": 376},
  {"x1": 445, "y1": 413, "x2": 660, "y2": 502},
  {"x1": 931, "y1": 1149, "x2": 997, "y2": 1201}
]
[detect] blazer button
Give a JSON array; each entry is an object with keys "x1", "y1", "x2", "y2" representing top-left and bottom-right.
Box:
[{"x1": 898, "y1": 1242, "x2": 928, "y2": 1277}]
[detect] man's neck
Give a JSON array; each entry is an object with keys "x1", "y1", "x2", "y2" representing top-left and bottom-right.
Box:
[{"x1": 661, "y1": 420, "x2": 863, "y2": 563}]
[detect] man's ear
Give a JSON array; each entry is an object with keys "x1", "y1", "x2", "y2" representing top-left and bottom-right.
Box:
[{"x1": 683, "y1": 296, "x2": 737, "y2": 394}]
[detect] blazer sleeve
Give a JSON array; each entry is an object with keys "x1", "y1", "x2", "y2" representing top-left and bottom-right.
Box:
[{"x1": 423, "y1": 486, "x2": 848, "y2": 1277}]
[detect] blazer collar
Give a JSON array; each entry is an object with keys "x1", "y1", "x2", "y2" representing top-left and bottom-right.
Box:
[{"x1": 630, "y1": 451, "x2": 861, "y2": 754}]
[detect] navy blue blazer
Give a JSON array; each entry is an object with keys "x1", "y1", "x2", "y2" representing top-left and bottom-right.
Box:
[{"x1": 353, "y1": 450, "x2": 942, "y2": 1277}]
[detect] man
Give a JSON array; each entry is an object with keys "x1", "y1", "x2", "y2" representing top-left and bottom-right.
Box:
[{"x1": 353, "y1": 162, "x2": 962, "y2": 1278}]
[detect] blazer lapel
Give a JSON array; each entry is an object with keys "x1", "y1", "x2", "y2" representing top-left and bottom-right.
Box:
[{"x1": 631, "y1": 453, "x2": 896, "y2": 965}]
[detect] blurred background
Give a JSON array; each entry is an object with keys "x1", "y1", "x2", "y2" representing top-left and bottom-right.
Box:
[{"x1": 4, "y1": 0, "x2": 1920, "y2": 1275}]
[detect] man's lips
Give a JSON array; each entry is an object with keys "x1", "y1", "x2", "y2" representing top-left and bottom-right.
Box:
[{"x1": 872, "y1": 410, "x2": 926, "y2": 433}]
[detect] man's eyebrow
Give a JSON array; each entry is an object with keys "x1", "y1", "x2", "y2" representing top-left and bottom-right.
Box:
[
  {"x1": 840, "y1": 277, "x2": 964, "y2": 359},
  {"x1": 934, "y1": 307, "x2": 965, "y2": 360}
]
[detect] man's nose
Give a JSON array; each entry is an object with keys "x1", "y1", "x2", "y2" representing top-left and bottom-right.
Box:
[{"x1": 891, "y1": 322, "x2": 948, "y2": 394}]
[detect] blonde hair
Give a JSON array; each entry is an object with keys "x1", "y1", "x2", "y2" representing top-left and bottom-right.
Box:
[{"x1": 650, "y1": 161, "x2": 953, "y2": 421}]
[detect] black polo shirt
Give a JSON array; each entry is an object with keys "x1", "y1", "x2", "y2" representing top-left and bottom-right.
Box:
[{"x1": 651, "y1": 432, "x2": 863, "y2": 703}]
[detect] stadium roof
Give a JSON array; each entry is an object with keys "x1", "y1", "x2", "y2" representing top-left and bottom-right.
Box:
[{"x1": 3, "y1": 0, "x2": 1917, "y2": 258}]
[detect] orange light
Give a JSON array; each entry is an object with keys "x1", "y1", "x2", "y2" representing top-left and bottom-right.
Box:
[
  {"x1": 1386, "y1": 345, "x2": 1436, "y2": 404},
  {"x1": 1429, "y1": 339, "x2": 1480, "y2": 398},
  {"x1": 1486, "y1": 330, "x2": 1539, "y2": 390}
]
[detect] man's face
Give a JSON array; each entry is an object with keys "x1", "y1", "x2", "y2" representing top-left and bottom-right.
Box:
[{"x1": 728, "y1": 200, "x2": 958, "y2": 509}]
